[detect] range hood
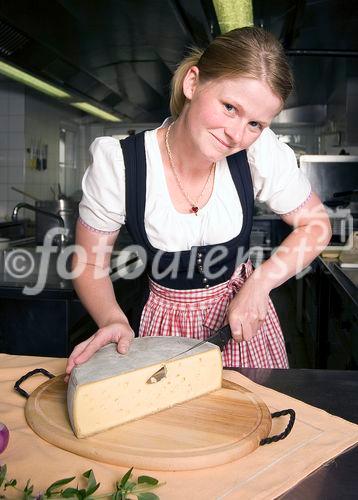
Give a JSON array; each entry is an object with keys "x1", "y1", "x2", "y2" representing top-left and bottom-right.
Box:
[
  {"x1": 0, "y1": 0, "x2": 357, "y2": 124},
  {"x1": 273, "y1": 104, "x2": 327, "y2": 125},
  {"x1": 0, "y1": 0, "x2": 214, "y2": 122}
]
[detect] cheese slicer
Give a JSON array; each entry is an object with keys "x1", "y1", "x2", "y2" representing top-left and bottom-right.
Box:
[{"x1": 146, "y1": 324, "x2": 232, "y2": 384}]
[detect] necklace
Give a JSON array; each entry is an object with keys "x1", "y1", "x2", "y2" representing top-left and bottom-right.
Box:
[{"x1": 165, "y1": 123, "x2": 215, "y2": 215}]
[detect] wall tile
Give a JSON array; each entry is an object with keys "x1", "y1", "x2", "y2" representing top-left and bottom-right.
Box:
[
  {"x1": 0, "y1": 184, "x2": 7, "y2": 199},
  {"x1": 0, "y1": 166, "x2": 8, "y2": 183},
  {"x1": 9, "y1": 93, "x2": 25, "y2": 115},
  {"x1": 0, "y1": 85, "x2": 25, "y2": 219},
  {"x1": 40, "y1": 185, "x2": 52, "y2": 200},
  {"x1": 0, "y1": 152, "x2": 7, "y2": 167},
  {"x1": 0, "y1": 116, "x2": 9, "y2": 131},
  {"x1": 0, "y1": 132, "x2": 8, "y2": 148},
  {"x1": 9, "y1": 149, "x2": 25, "y2": 164},
  {"x1": 40, "y1": 170, "x2": 50, "y2": 184},
  {"x1": 0, "y1": 203, "x2": 7, "y2": 219},
  {"x1": 9, "y1": 132, "x2": 25, "y2": 150},
  {"x1": 30, "y1": 184, "x2": 42, "y2": 200},
  {"x1": 9, "y1": 115, "x2": 24, "y2": 132},
  {"x1": 0, "y1": 98, "x2": 8, "y2": 116},
  {"x1": 8, "y1": 165, "x2": 25, "y2": 184}
]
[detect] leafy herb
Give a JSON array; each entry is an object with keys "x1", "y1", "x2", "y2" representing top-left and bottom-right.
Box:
[{"x1": 0, "y1": 464, "x2": 164, "y2": 499}]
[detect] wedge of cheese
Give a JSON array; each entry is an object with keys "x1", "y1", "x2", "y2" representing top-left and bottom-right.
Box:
[{"x1": 67, "y1": 336, "x2": 222, "y2": 438}]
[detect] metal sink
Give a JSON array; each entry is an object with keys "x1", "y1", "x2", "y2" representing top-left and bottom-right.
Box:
[
  {"x1": 0, "y1": 246, "x2": 64, "y2": 286},
  {"x1": 0, "y1": 246, "x2": 142, "y2": 293}
]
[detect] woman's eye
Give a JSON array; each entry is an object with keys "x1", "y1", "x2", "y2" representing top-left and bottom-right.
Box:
[
  {"x1": 250, "y1": 121, "x2": 263, "y2": 130},
  {"x1": 224, "y1": 103, "x2": 235, "y2": 112}
]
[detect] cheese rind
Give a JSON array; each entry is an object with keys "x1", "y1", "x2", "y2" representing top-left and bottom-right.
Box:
[{"x1": 67, "y1": 337, "x2": 222, "y2": 438}]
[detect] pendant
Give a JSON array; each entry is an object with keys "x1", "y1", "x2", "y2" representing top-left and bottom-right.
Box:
[{"x1": 191, "y1": 206, "x2": 199, "y2": 215}]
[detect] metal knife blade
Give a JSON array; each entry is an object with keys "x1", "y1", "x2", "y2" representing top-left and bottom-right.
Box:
[{"x1": 145, "y1": 325, "x2": 232, "y2": 384}]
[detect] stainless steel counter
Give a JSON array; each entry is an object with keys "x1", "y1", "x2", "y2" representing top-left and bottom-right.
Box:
[
  {"x1": 318, "y1": 256, "x2": 358, "y2": 306},
  {"x1": 0, "y1": 247, "x2": 143, "y2": 357},
  {"x1": 335, "y1": 264, "x2": 358, "y2": 287},
  {"x1": 0, "y1": 246, "x2": 141, "y2": 297},
  {"x1": 234, "y1": 368, "x2": 358, "y2": 500}
]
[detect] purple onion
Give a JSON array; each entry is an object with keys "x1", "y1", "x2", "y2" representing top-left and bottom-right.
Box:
[{"x1": 0, "y1": 422, "x2": 9, "y2": 454}]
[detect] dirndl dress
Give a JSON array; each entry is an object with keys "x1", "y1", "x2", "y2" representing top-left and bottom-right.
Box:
[{"x1": 120, "y1": 132, "x2": 289, "y2": 369}]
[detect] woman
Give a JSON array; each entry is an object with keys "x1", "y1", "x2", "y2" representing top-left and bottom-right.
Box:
[{"x1": 65, "y1": 27, "x2": 331, "y2": 379}]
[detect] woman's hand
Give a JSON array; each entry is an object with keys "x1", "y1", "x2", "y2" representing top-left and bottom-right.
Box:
[
  {"x1": 65, "y1": 320, "x2": 135, "y2": 382},
  {"x1": 227, "y1": 275, "x2": 270, "y2": 342}
]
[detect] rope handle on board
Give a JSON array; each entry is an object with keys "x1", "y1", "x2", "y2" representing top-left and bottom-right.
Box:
[
  {"x1": 260, "y1": 409, "x2": 296, "y2": 446},
  {"x1": 14, "y1": 368, "x2": 55, "y2": 399}
]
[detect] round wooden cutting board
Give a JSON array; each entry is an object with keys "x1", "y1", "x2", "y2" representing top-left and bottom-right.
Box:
[{"x1": 25, "y1": 375, "x2": 271, "y2": 471}]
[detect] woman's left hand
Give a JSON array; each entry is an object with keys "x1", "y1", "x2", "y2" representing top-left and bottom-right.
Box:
[{"x1": 227, "y1": 276, "x2": 270, "y2": 342}]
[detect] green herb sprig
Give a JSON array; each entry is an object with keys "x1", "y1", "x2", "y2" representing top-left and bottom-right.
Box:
[{"x1": 0, "y1": 464, "x2": 164, "y2": 499}]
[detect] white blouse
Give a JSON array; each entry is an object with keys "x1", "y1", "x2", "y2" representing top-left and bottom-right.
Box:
[{"x1": 79, "y1": 123, "x2": 311, "y2": 251}]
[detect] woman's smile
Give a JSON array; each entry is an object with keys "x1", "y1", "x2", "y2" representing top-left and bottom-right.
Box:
[{"x1": 209, "y1": 132, "x2": 233, "y2": 150}]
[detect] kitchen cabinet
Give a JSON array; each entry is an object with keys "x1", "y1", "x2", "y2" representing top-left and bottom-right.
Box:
[
  {"x1": 318, "y1": 262, "x2": 358, "y2": 369},
  {"x1": 300, "y1": 266, "x2": 320, "y2": 367},
  {"x1": 300, "y1": 257, "x2": 358, "y2": 369},
  {"x1": 0, "y1": 224, "x2": 146, "y2": 357},
  {"x1": 0, "y1": 258, "x2": 146, "y2": 358},
  {"x1": 0, "y1": 293, "x2": 84, "y2": 357}
]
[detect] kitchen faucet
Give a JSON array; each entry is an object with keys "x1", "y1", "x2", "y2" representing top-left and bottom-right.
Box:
[{"x1": 12, "y1": 203, "x2": 67, "y2": 246}]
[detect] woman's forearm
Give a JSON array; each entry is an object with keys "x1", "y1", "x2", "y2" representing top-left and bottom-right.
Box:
[
  {"x1": 252, "y1": 221, "x2": 332, "y2": 293},
  {"x1": 73, "y1": 264, "x2": 129, "y2": 328}
]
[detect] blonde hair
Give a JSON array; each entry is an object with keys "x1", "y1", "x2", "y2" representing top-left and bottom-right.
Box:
[{"x1": 170, "y1": 27, "x2": 293, "y2": 118}]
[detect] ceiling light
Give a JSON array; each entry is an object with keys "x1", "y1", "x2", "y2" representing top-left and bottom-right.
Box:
[
  {"x1": 0, "y1": 60, "x2": 71, "y2": 98},
  {"x1": 213, "y1": 0, "x2": 253, "y2": 33},
  {"x1": 71, "y1": 102, "x2": 122, "y2": 122},
  {"x1": 0, "y1": 59, "x2": 122, "y2": 121}
]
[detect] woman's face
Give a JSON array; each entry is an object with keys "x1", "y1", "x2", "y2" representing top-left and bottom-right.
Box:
[{"x1": 182, "y1": 67, "x2": 283, "y2": 163}]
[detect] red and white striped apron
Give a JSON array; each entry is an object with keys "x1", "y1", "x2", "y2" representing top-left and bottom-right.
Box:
[{"x1": 139, "y1": 260, "x2": 289, "y2": 368}]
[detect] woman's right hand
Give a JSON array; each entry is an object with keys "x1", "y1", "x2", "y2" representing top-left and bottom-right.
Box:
[{"x1": 64, "y1": 320, "x2": 135, "y2": 383}]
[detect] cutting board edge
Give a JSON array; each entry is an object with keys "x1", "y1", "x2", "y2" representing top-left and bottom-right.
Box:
[{"x1": 25, "y1": 373, "x2": 272, "y2": 471}]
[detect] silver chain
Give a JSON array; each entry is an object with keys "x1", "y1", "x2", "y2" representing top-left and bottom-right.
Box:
[{"x1": 165, "y1": 122, "x2": 215, "y2": 214}]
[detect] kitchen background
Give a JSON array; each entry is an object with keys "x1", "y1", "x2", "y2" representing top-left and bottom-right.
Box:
[{"x1": 0, "y1": 0, "x2": 357, "y2": 368}]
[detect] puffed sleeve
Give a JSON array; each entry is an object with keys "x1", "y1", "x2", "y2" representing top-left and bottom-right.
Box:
[
  {"x1": 247, "y1": 128, "x2": 311, "y2": 215},
  {"x1": 79, "y1": 137, "x2": 126, "y2": 232}
]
